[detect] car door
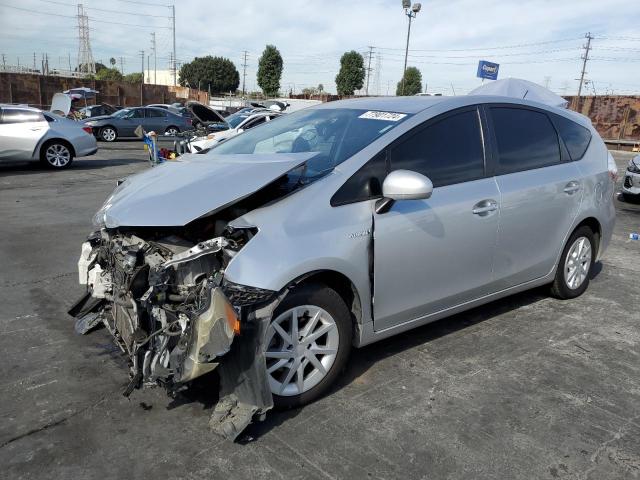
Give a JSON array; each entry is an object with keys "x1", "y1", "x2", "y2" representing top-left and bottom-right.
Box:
[
  {"x1": 486, "y1": 105, "x2": 583, "y2": 289},
  {"x1": 146, "y1": 108, "x2": 168, "y2": 132},
  {"x1": 372, "y1": 107, "x2": 500, "y2": 331},
  {"x1": 120, "y1": 108, "x2": 145, "y2": 136},
  {"x1": 0, "y1": 108, "x2": 49, "y2": 160}
]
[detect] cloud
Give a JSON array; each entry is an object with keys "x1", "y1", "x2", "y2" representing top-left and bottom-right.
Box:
[{"x1": 1, "y1": 0, "x2": 639, "y2": 94}]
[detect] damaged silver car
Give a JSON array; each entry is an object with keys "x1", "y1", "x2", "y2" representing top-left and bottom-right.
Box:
[{"x1": 70, "y1": 96, "x2": 615, "y2": 438}]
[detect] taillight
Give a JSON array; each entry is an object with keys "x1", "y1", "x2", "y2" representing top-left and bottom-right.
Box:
[
  {"x1": 186, "y1": 118, "x2": 192, "y2": 125},
  {"x1": 82, "y1": 126, "x2": 93, "y2": 135}
]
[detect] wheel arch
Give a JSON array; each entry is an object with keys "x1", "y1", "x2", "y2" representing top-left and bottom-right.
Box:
[
  {"x1": 40, "y1": 137, "x2": 76, "y2": 158},
  {"x1": 286, "y1": 270, "x2": 363, "y2": 344},
  {"x1": 572, "y1": 216, "x2": 601, "y2": 255}
]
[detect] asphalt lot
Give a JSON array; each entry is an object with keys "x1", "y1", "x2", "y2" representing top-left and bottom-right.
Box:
[{"x1": 1, "y1": 143, "x2": 639, "y2": 480}]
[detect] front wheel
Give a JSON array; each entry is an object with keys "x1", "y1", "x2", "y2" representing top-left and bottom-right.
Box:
[
  {"x1": 264, "y1": 284, "x2": 352, "y2": 409},
  {"x1": 550, "y1": 226, "x2": 596, "y2": 299}
]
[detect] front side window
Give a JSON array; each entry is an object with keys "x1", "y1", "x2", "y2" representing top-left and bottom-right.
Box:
[
  {"x1": 490, "y1": 107, "x2": 561, "y2": 174},
  {"x1": 389, "y1": 109, "x2": 485, "y2": 187},
  {"x1": 1, "y1": 108, "x2": 45, "y2": 124},
  {"x1": 212, "y1": 108, "x2": 410, "y2": 179},
  {"x1": 243, "y1": 116, "x2": 266, "y2": 130}
]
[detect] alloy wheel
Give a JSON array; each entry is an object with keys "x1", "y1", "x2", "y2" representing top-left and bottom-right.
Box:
[
  {"x1": 165, "y1": 127, "x2": 179, "y2": 135},
  {"x1": 101, "y1": 128, "x2": 116, "y2": 142},
  {"x1": 45, "y1": 143, "x2": 71, "y2": 168},
  {"x1": 564, "y1": 236, "x2": 592, "y2": 290},
  {"x1": 264, "y1": 305, "x2": 340, "y2": 397}
]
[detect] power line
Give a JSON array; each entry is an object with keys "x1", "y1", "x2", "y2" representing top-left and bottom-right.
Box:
[
  {"x1": 0, "y1": 3, "x2": 171, "y2": 29},
  {"x1": 32, "y1": 0, "x2": 171, "y2": 18},
  {"x1": 374, "y1": 37, "x2": 582, "y2": 52}
]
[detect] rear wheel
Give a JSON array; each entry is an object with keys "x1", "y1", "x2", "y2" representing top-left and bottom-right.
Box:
[
  {"x1": 265, "y1": 284, "x2": 352, "y2": 409},
  {"x1": 550, "y1": 226, "x2": 595, "y2": 299},
  {"x1": 100, "y1": 126, "x2": 117, "y2": 142},
  {"x1": 165, "y1": 126, "x2": 179, "y2": 135},
  {"x1": 40, "y1": 141, "x2": 73, "y2": 169}
]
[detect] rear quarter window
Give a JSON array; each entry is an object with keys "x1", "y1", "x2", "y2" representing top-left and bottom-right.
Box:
[{"x1": 552, "y1": 114, "x2": 592, "y2": 161}]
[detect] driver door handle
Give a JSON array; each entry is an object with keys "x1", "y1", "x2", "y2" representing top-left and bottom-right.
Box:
[
  {"x1": 563, "y1": 181, "x2": 581, "y2": 195},
  {"x1": 472, "y1": 199, "x2": 498, "y2": 216}
]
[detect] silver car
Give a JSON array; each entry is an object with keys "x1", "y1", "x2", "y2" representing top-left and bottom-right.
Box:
[
  {"x1": 71, "y1": 96, "x2": 615, "y2": 436},
  {"x1": 622, "y1": 154, "x2": 640, "y2": 200},
  {"x1": 0, "y1": 105, "x2": 97, "y2": 169}
]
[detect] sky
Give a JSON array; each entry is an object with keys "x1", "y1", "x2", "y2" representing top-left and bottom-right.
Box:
[{"x1": 1, "y1": 0, "x2": 639, "y2": 95}]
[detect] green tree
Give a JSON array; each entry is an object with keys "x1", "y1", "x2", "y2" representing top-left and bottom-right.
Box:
[
  {"x1": 95, "y1": 67, "x2": 123, "y2": 81},
  {"x1": 178, "y1": 56, "x2": 240, "y2": 93},
  {"x1": 396, "y1": 66, "x2": 422, "y2": 96},
  {"x1": 257, "y1": 45, "x2": 283, "y2": 97},
  {"x1": 123, "y1": 72, "x2": 143, "y2": 83},
  {"x1": 335, "y1": 51, "x2": 365, "y2": 96}
]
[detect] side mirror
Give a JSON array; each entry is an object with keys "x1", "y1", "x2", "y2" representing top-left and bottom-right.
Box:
[
  {"x1": 237, "y1": 128, "x2": 245, "y2": 133},
  {"x1": 376, "y1": 170, "x2": 433, "y2": 214}
]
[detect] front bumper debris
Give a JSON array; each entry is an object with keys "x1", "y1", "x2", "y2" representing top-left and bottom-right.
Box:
[{"x1": 69, "y1": 229, "x2": 279, "y2": 440}]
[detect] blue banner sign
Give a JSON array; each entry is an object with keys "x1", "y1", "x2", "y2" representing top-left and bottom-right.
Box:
[{"x1": 477, "y1": 60, "x2": 499, "y2": 80}]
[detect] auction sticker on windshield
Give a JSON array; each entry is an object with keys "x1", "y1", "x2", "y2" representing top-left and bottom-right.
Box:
[{"x1": 359, "y1": 111, "x2": 407, "y2": 121}]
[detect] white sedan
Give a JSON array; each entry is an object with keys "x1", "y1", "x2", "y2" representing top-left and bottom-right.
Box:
[{"x1": 190, "y1": 111, "x2": 282, "y2": 152}]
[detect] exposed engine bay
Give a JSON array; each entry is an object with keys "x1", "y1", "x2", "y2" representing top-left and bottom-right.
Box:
[{"x1": 69, "y1": 200, "x2": 286, "y2": 439}]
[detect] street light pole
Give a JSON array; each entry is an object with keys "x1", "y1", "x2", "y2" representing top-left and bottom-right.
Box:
[{"x1": 401, "y1": 1, "x2": 421, "y2": 96}]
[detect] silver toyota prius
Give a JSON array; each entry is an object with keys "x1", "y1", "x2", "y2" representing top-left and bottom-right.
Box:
[{"x1": 71, "y1": 95, "x2": 615, "y2": 436}]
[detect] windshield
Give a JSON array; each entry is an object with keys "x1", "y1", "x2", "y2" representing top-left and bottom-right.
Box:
[
  {"x1": 211, "y1": 108, "x2": 410, "y2": 176},
  {"x1": 225, "y1": 113, "x2": 249, "y2": 128}
]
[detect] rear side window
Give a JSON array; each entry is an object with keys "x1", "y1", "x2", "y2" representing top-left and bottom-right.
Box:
[
  {"x1": 552, "y1": 114, "x2": 592, "y2": 160},
  {"x1": 389, "y1": 109, "x2": 485, "y2": 187},
  {"x1": 490, "y1": 107, "x2": 560, "y2": 174},
  {"x1": 147, "y1": 109, "x2": 167, "y2": 118},
  {"x1": 1, "y1": 108, "x2": 45, "y2": 124}
]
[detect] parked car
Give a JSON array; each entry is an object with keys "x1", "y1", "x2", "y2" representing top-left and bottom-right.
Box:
[
  {"x1": 622, "y1": 154, "x2": 640, "y2": 200},
  {"x1": 79, "y1": 103, "x2": 118, "y2": 118},
  {"x1": 190, "y1": 110, "x2": 282, "y2": 151},
  {"x1": 84, "y1": 106, "x2": 192, "y2": 142},
  {"x1": 184, "y1": 101, "x2": 228, "y2": 132},
  {"x1": 71, "y1": 96, "x2": 615, "y2": 434},
  {"x1": 0, "y1": 104, "x2": 97, "y2": 169}
]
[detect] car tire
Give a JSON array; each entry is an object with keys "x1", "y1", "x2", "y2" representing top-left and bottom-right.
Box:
[
  {"x1": 40, "y1": 140, "x2": 74, "y2": 169},
  {"x1": 165, "y1": 126, "x2": 180, "y2": 135},
  {"x1": 100, "y1": 126, "x2": 117, "y2": 142},
  {"x1": 265, "y1": 283, "x2": 352, "y2": 409},
  {"x1": 550, "y1": 226, "x2": 596, "y2": 299}
]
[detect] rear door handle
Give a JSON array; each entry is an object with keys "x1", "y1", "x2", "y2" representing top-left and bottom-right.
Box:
[
  {"x1": 563, "y1": 181, "x2": 581, "y2": 194},
  {"x1": 472, "y1": 199, "x2": 498, "y2": 216}
]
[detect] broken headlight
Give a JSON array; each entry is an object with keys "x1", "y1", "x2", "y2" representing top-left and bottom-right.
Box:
[{"x1": 222, "y1": 280, "x2": 276, "y2": 307}]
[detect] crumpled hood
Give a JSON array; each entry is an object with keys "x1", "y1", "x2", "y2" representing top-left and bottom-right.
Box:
[{"x1": 96, "y1": 152, "x2": 316, "y2": 228}]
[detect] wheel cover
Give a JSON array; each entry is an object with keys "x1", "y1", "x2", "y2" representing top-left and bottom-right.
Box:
[
  {"x1": 166, "y1": 128, "x2": 178, "y2": 135},
  {"x1": 564, "y1": 236, "x2": 592, "y2": 290},
  {"x1": 102, "y1": 128, "x2": 116, "y2": 141},
  {"x1": 264, "y1": 305, "x2": 339, "y2": 397},
  {"x1": 45, "y1": 144, "x2": 71, "y2": 167}
]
